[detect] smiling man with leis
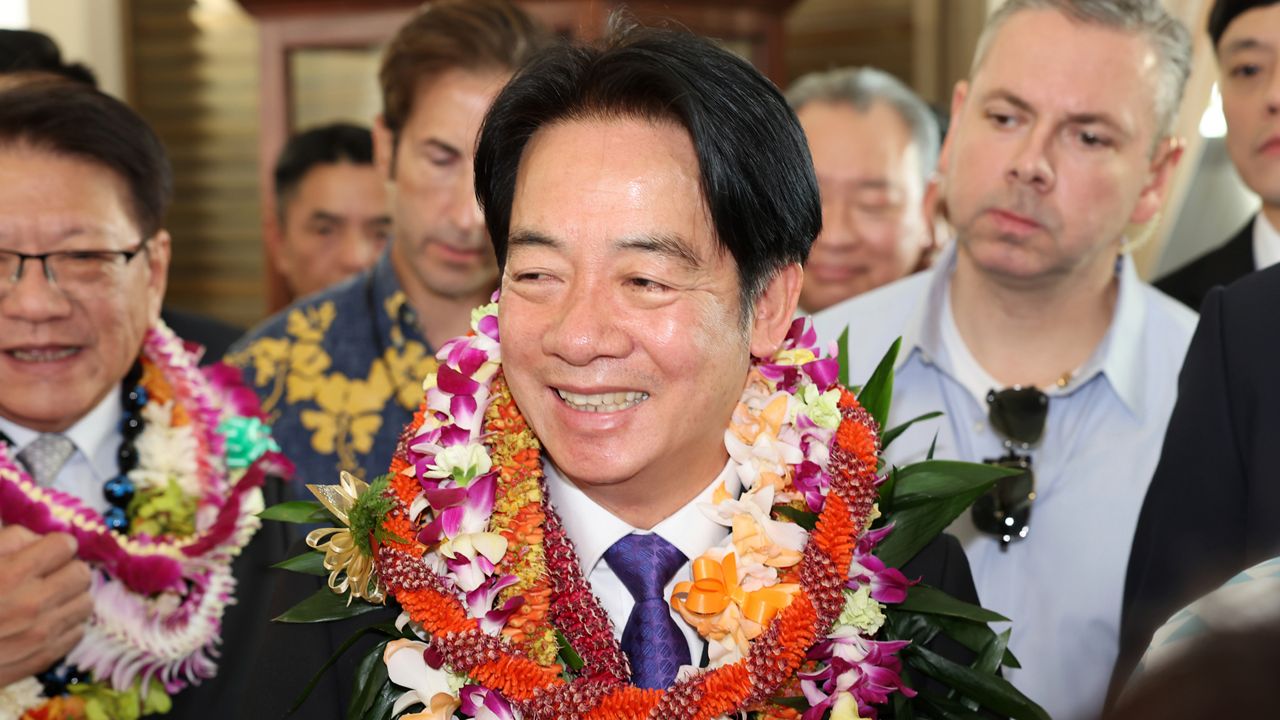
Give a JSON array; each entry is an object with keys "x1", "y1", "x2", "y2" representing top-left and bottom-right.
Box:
[
  {"x1": 0, "y1": 79, "x2": 288, "y2": 720},
  {"x1": 270, "y1": 24, "x2": 1047, "y2": 720}
]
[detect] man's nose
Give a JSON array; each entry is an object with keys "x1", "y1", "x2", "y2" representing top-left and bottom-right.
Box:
[{"x1": 542, "y1": 284, "x2": 631, "y2": 366}]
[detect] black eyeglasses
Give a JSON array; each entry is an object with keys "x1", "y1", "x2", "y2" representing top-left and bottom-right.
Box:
[
  {"x1": 971, "y1": 386, "x2": 1048, "y2": 549},
  {"x1": 0, "y1": 238, "x2": 150, "y2": 297}
]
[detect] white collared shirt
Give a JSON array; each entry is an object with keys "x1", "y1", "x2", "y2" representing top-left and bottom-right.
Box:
[
  {"x1": 812, "y1": 243, "x2": 1197, "y2": 720},
  {"x1": 0, "y1": 392, "x2": 121, "y2": 514},
  {"x1": 1252, "y1": 211, "x2": 1280, "y2": 271},
  {"x1": 544, "y1": 460, "x2": 740, "y2": 664}
]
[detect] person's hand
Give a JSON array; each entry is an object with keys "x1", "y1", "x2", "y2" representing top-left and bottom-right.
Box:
[{"x1": 0, "y1": 526, "x2": 93, "y2": 687}]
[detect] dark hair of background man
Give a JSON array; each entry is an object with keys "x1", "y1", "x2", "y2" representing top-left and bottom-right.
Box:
[
  {"x1": 273, "y1": 122, "x2": 375, "y2": 221},
  {"x1": 1207, "y1": 0, "x2": 1278, "y2": 47},
  {"x1": 0, "y1": 79, "x2": 172, "y2": 239},
  {"x1": 0, "y1": 29, "x2": 96, "y2": 86},
  {"x1": 378, "y1": 0, "x2": 551, "y2": 148},
  {"x1": 474, "y1": 23, "x2": 822, "y2": 313}
]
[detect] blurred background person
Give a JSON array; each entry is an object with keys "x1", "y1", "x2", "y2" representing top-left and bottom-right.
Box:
[
  {"x1": 1156, "y1": 0, "x2": 1280, "y2": 310},
  {"x1": 268, "y1": 122, "x2": 390, "y2": 300},
  {"x1": 787, "y1": 66, "x2": 940, "y2": 313},
  {"x1": 0, "y1": 27, "x2": 240, "y2": 363}
]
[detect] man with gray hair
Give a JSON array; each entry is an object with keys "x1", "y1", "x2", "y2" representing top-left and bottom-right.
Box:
[
  {"x1": 813, "y1": 1, "x2": 1196, "y2": 717},
  {"x1": 787, "y1": 67, "x2": 940, "y2": 311}
]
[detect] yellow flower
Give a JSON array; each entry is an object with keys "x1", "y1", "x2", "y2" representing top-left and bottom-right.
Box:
[
  {"x1": 300, "y1": 364, "x2": 394, "y2": 456},
  {"x1": 831, "y1": 692, "x2": 865, "y2": 720},
  {"x1": 773, "y1": 348, "x2": 816, "y2": 367},
  {"x1": 226, "y1": 336, "x2": 289, "y2": 387},
  {"x1": 382, "y1": 344, "x2": 438, "y2": 410},
  {"x1": 284, "y1": 340, "x2": 334, "y2": 403},
  {"x1": 285, "y1": 302, "x2": 337, "y2": 342}
]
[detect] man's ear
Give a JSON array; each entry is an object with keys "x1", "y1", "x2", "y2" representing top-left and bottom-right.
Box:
[
  {"x1": 373, "y1": 114, "x2": 396, "y2": 182},
  {"x1": 1129, "y1": 137, "x2": 1185, "y2": 225},
  {"x1": 935, "y1": 80, "x2": 969, "y2": 180},
  {"x1": 145, "y1": 230, "x2": 172, "y2": 323},
  {"x1": 749, "y1": 262, "x2": 804, "y2": 358}
]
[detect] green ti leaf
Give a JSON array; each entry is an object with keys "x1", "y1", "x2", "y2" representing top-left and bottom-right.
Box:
[
  {"x1": 271, "y1": 551, "x2": 328, "y2": 576},
  {"x1": 284, "y1": 622, "x2": 401, "y2": 716},
  {"x1": 347, "y1": 639, "x2": 392, "y2": 720},
  {"x1": 260, "y1": 500, "x2": 333, "y2": 524},
  {"x1": 274, "y1": 587, "x2": 386, "y2": 623},
  {"x1": 896, "y1": 585, "x2": 1008, "y2": 624},
  {"x1": 889, "y1": 460, "x2": 1018, "y2": 511},
  {"x1": 882, "y1": 411, "x2": 944, "y2": 450},
  {"x1": 836, "y1": 325, "x2": 851, "y2": 389},
  {"x1": 903, "y1": 643, "x2": 1050, "y2": 720},
  {"x1": 856, "y1": 337, "x2": 901, "y2": 430},
  {"x1": 556, "y1": 629, "x2": 585, "y2": 672}
]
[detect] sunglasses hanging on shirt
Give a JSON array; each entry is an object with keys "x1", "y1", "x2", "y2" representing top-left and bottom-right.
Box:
[{"x1": 971, "y1": 386, "x2": 1049, "y2": 550}]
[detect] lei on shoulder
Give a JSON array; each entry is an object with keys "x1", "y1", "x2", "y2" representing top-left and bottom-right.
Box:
[
  {"x1": 0, "y1": 322, "x2": 291, "y2": 720},
  {"x1": 269, "y1": 301, "x2": 1048, "y2": 720}
]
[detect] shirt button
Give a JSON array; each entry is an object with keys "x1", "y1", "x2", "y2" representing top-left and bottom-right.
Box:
[{"x1": 973, "y1": 421, "x2": 986, "y2": 433}]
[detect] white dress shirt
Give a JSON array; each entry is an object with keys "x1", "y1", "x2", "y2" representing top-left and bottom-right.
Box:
[
  {"x1": 0, "y1": 392, "x2": 121, "y2": 514},
  {"x1": 544, "y1": 459, "x2": 740, "y2": 665},
  {"x1": 1252, "y1": 211, "x2": 1280, "y2": 271},
  {"x1": 812, "y1": 243, "x2": 1197, "y2": 720}
]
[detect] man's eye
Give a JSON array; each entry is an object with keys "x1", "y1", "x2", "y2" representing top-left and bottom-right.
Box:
[
  {"x1": 629, "y1": 277, "x2": 670, "y2": 291},
  {"x1": 987, "y1": 111, "x2": 1018, "y2": 128},
  {"x1": 1231, "y1": 63, "x2": 1262, "y2": 79},
  {"x1": 1078, "y1": 131, "x2": 1112, "y2": 148}
]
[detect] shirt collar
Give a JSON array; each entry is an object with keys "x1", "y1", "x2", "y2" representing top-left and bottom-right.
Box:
[
  {"x1": 369, "y1": 249, "x2": 428, "y2": 352},
  {"x1": 0, "y1": 389, "x2": 121, "y2": 480},
  {"x1": 544, "y1": 460, "x2": 740, "y2": 578},
  {"x1": 1253, "y1": 212, "x2": 1280, "y2": 271},
  {"x1": 908, "y1": 242, "x2": 1150, "y2": 419}
]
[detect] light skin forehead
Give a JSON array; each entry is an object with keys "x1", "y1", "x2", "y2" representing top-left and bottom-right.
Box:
[
  {"x1": 1219, "y1": 4, "x2": 1280, "y2": 56},
  {"x1": 284, "y1": 162, "x2": 384, "y2": 217},
  {"x1": 973, "y1": 8, "x2": 1162, "y2": 141},
  {"x1": 0, "y1": 143, "x2": 139, "y2": 249},
  {"x1": 798, "y1": 100, "x2": 918, "y2": 185},
  {"x1": 509, "y1": 116, "x2": 718, "y2": 264},
  {"x1": 402, "y1": 68, "x2": 510, "y2": 147}
]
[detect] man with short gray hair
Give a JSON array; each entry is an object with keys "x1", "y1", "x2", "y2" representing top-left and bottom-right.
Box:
[
  {"x1": 787, "y1": 67, "x2": 940, "y2": 311},
  {"x1": 814, "y1": 1, "x2": 1196, "y2": 717}
]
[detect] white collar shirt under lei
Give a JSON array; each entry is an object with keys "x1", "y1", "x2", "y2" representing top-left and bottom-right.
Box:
[
  {"x1": 377, "y1": 300, "x2": 915, "y2": 720},
  {"x1": 0, "y1": 323, "x2": 290, "y2": 720}
]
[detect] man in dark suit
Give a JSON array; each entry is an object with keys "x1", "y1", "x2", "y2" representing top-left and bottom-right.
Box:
[
  {"x1": 1116, "y1": 264, "x2": 1280, "y2": 695},
  {"x1": 1155, "y1": 0, "x2": 1280, "y2": 310}
]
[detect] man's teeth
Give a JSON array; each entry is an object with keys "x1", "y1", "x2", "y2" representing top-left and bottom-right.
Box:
[
  {"x1": 556, "y1": 389, "x2": 649, "y2": 412},
  {"x1": 10, "y1": 347, "x2": 78, "y2": 362}
]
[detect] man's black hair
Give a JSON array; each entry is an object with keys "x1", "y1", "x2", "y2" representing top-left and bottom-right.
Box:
[
  {"x1": 474, "y1": 24, "x2": 821, "y2": 311},
  {"x1": 0, "y1": 29, "x2": 97, "y2": 86},
  {"x1": 1209, "y1": 0, "x2": 1279, "y2": 48},
  {"x1": 274, "y1": 122, "x2": 375, "y2": 211},
  {"x1": 0, "y1": 80, "x2": 171, "y2": 238}
]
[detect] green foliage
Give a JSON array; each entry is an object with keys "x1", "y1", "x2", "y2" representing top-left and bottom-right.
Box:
[
  {"x1": 275, "y1": 587, "x2": 386, "y2": 623},
  {"x1": 259, "y1": 500, "x2": 334, "y2": 523},
  {"x1": 856, "y1": 337, "x2": 901, "y2": 430},
  {"x1": 773, "y1": 504, "x2": 818, "y2": 532},
  {"x1": 284, "y1": 623, "x2": 403, "y2": 717},
  {"x1": 272, "y1": 551, "x2": 328, "y2": 576},
  {"x1": 881, "y1": 411, "x2": 943, "y2": 450},
  {"x1": 556, "y1": 629, "x2": 585, "y2": 672},
  {"x1": 348, "y1": 474, "x2": 398, "y2": 557}
]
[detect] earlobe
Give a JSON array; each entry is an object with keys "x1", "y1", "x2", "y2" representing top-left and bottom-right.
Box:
[{"x1": 749, "y1": 263, "x2": 804, "y2": 358}]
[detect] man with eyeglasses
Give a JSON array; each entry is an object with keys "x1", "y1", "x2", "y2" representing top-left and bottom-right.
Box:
[{"x1": 813, "y1": 2, "x2": 1196, "y2": 718}]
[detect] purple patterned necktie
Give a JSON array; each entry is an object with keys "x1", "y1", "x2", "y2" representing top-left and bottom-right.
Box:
[{"x1": 603, "y1": 532, "x2": 691, "y2": 689}]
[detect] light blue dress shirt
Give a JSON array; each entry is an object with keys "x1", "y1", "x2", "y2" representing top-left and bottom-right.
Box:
[{"x1": 812, "y1": 245, "x2": 1196, "y2": 720}]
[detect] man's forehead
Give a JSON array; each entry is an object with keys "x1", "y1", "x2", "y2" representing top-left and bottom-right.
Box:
[
  {"x1": 973, "y1": 10, "x2": 1158, "y2": 127},
  {"x1": 1219, "y1": 3, "x2": 1280, "y2": 54}
]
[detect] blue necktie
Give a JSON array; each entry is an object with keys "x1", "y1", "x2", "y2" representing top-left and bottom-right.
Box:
[{"x1": 603, "y1": 532, "x2": 691, "y2": 689}]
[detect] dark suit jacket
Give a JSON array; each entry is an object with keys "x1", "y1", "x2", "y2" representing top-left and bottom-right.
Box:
[
  {"x1": 160, "y1": 307, "x2": 243, "y2": 365},
  {"x1": 1113, "y1": 263, "x2": 1280, "y2": 699},
  {"x1": 1154, "y1": 217, "x2": 1256, "y2": 311},
  {"x1": 229, "y1": 532, "x2": 980, "y2": 720}
]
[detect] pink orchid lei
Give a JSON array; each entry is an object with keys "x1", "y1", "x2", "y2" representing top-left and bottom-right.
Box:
[
  {"x1": 360, "y1": 298, "x2": 917, "y2": 719},
  {"x1": 0, "y1": 321, "x2": 290, "y2": 719}
]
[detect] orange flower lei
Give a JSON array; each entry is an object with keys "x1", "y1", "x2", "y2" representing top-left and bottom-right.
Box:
[{"x1": 373, "y1": 314, "x2": 883, "y2": 719}]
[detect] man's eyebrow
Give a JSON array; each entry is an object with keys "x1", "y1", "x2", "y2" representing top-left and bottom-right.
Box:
[
  {"x1": 308, "y1": 210, "x2": 345, "y2": 224},
  {"x1": 615, "y1": 233, "x2": 702, "y2": 269},
  {"x1": 984, "y1": 88, "x2": 1128, "y2": 137},
  {"x1": 508, "y1": 229, "x2": 562, "y2": 251},
  {"x1": 1222, "y1": 37, "x2": 1271, "y2": 56}
]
